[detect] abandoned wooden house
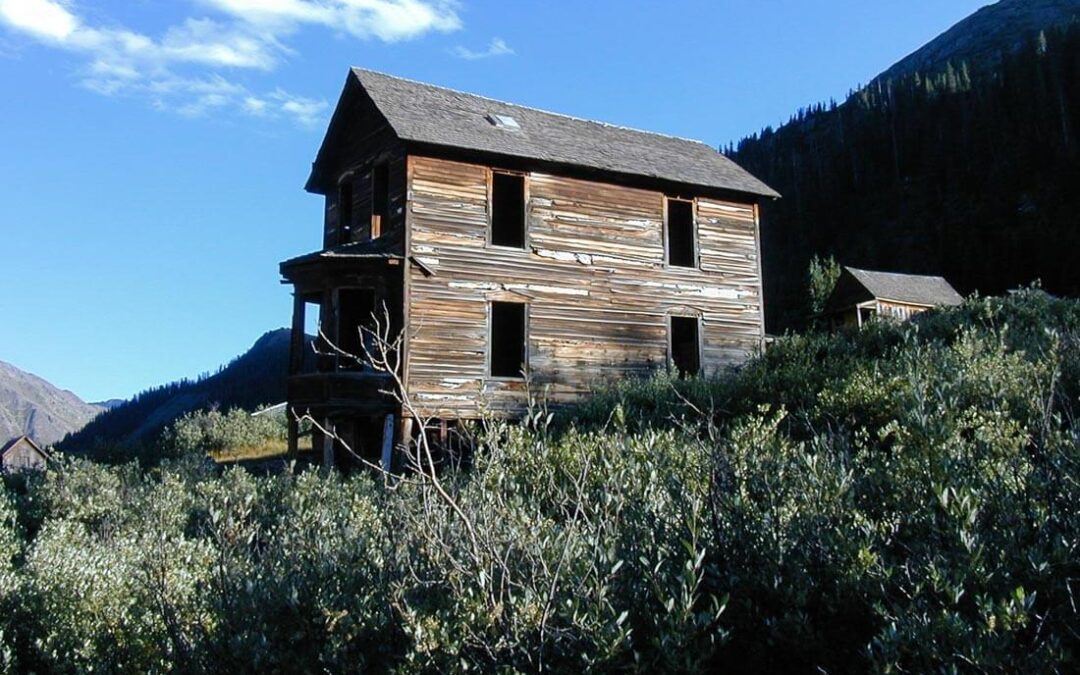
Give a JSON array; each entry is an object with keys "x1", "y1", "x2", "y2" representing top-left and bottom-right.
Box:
[
  {"x1": 822, "y1": 266, "x2": 964, "y2": 328},
  {"x1": 0, "y1": 436, "x2": 50, "y2": 473},
  {"x1": 281, "y1": 68, "x2": 779, "y2": 468}
]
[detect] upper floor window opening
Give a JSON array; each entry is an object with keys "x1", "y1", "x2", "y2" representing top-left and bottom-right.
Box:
[
  {"x1": 665, "y1": 197, "x2": 697, "y2": 268},
  {"x1": 371, "y1": 163, "x2": 389, "y2": 239},
  {"x1": 490, "y1": 171, "x2": 526, "y2": 249},
  {"x1": 337, "y1": 175, "x2": 354, "y2": 245}
]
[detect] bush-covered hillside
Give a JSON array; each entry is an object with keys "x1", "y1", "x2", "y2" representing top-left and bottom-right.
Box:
[{"x1": 0, "y1": 290, "x2": 1077, "y2": 672}]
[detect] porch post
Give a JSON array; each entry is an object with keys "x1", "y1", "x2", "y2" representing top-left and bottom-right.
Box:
[
  {"x1": 381, "y1": 414, "x2": 396, "y2": 477},
  {"x1": 287, "y1": 412, "x2": 299, "y2": 457},
  {"x1": 290, "y1": 293, "x2": 305, "y2": 376},
  {"x1": 322, "y1": 418, "x2": 336, "y2": 471}
]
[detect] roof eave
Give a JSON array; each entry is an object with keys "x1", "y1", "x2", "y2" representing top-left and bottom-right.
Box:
[{"x1": 402, "y1": 139, "x2": 781, "y2": 202}]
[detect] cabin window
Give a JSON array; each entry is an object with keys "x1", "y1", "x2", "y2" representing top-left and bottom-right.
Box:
[
  {"x1": 670, "y1": 316, "x2": 701, "y2": 378},
  {"x1": 490, "y1": 301, "x2": 527, "y2": 378},
  {"x1": 338, "y1": 177, "x2": 354, "y2": 244},
  {"x1": 371, "y1": 163, "x2": 389, "y2": 238},
  {"x1": 666, "y1": 197, "x2": 696, "y2": 268},
  {"x1": 490, "y1": 171, "x2": 526, "y2": 248}
]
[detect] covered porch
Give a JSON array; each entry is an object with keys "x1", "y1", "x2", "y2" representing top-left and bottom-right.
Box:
[{"x1": 280, "y1": 242, "x2": 406, "y2": 469}]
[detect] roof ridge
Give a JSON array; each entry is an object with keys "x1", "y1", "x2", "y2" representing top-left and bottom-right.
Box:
[
  {"x1": 351, "y1": 67, "x2": 713, "y2": 148},
  {"x1": 846, "y1": 266, "x2": 948, "y2": 281}
]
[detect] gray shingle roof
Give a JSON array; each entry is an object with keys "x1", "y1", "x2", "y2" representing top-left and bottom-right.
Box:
[
  {"x1": 845, "y1": 267, "x2": 964, "y2": 307},
  {"x1": 351, "y1": 68, "x2": 780, "y2": 199}
]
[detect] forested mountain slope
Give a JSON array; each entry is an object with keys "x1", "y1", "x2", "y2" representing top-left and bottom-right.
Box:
[
  {"x1": 878, "y1": 0, "x2": 1079, "y2": 82},
  {"x1": 59, "y1": 329, "x2": 304, "y2": 451},
  {"x1": 731, "y1": 6, "x2": 1080, "y2": 330}
]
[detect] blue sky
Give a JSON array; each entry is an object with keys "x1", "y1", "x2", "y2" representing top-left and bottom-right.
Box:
[{"x1": 0, "y1": 0, "x2": 988, "y2": 402}]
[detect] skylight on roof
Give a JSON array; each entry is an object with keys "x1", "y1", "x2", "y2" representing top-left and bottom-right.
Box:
[{"x1": 486, "y1": 113, "x2": 520, "y2": 130}]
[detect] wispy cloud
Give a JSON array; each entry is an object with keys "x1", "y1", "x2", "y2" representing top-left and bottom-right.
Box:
[
  {"x1": 196, "y1": 0, "x2": 461, "y2": 42},
  {"x1": 452, "y1": 36, "x2": 513, "y2": 60},
  {"x1": 0, "y1": 0, "x2": 459, "y2": 127}
]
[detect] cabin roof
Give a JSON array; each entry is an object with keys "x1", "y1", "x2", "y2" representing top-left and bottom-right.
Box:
[
  {"x1": 0, "y1": 435, "x2": 48, "y2": 460},
  {"x1": 341, "y1": 68, "x2": 780, "y2": 199},
  {"x1": 828, "y1": 267, "x2": 964, "y2": 311}
]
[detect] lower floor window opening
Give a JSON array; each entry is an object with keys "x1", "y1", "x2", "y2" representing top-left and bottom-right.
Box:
[
  {"x1": 490, "y1": 301, "x2": 527, "y2": 378},
  {"x1": 670, "y1": 315, "x2": 701, "y2": 378}
]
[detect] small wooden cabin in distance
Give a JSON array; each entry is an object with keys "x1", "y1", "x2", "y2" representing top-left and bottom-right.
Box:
[
  {"x1": 281, "y1": 69, "x2": 779, "y2": 468},
  {"x1": 822, "y1": 266, "x2": 964, "y2": 328},
  {"x1": 0, "y1": 436, "x2": 50, "y2": 474}
]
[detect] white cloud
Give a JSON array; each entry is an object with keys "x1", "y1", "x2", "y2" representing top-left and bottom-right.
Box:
[
  {"x1": 269, "y1": 89, "x2": 328, "y2": 127},
  {"x1": 452, "y1": 36, "x2": 512, "y2": 60},
  {"x1": 243, "y1": 95, "x2": 269, "y2": 115},
  {"x1": 0, "y1": 0, "x2": 457, "y2": 127},
  {"x1": 0, "y1": 0, "x2": 77, "y2": 41},
  {"x1": 197, "y1": 0, "x2": 461, "y2": 42},
  {"x1": 158, "y1": 18, "x2": 279, "y2": 69}
]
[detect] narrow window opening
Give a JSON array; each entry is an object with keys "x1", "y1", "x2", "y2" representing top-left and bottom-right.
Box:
[
  {"x1": 666, "y1": 198, "x2": 696, "y2": 268},
  {"x1": 490, "y1": 302, "x2": 526, "y2": 378},
  {"x1": 337, "y1": 289, "x2": 376, "y2": 371},
  {"x1": 491, "y1": 172, "x2": 525, "y2": 248},
  {"x1": 371, "y1": 163, "x2": 389, "y2": 239},
  {"x1": 670, "y1": 316, "x2": 701, "y2": 378},
  {"x1": 338, "y1": 178, "x2": 354, "y2": 245}
]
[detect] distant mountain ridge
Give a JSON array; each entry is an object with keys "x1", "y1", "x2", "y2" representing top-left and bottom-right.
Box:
[
  {"x1": 60, "y1": 329, "x2": 306, "y2": 452},
  {"x1": 877, "y1": 0, "x2": 1080, "y2": 83},
  {"x1": 0, "y1": 361, "x2": 103, "y2": 446}
]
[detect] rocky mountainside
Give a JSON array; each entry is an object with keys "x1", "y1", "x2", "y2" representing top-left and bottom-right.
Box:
[
  {"x1": 877, "y1": 0, "x2": 1080, "y2": 83},
  {"x1": 60, "y1": 329, "x2": 309, "y2": 452},
  {"x1": 0, "y1": 361, "x2": 103, "y2": 446}
]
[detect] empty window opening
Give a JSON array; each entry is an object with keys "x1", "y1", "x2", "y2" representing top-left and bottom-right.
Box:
[
  {"x1": 337, "y1": 289, "x2": 376, "y2": 371},
  {"x1": 490, "y1": 302, "x2": 526, "y2": 378},
  {"x1": 338, "y1": 178, "x2": 354, "y2": 244},
  {"x1": 670, "y1": 316, "x2": 701, "y2": 378},
  {"x1": 491, "y1": 172, "x2": 526, "y2": 248},
  {"x1": 666, "y1": 198, "x2": 696, "y2": 268},
  {"x1": 371, "y1": 163, "x2": 389, "y2": 238}
]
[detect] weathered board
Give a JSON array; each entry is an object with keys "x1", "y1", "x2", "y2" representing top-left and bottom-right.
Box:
[{"x1": 403, "y1": 155, "x2": 765, "y2": 418}]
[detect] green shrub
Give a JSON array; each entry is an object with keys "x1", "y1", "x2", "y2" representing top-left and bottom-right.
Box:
[
  {"x1": 163, "y1": 408, "x2": 287, "y2": 460},
  {"x1": 0, "y1": 290, "x2": 1076, "y2": 672}
]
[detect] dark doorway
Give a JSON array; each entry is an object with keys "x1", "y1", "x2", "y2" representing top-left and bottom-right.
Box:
[
  {"x1": 670, "y1": 316, "x2": 701, "y2": 378},
  {"x1": 490, "y1": 301, "x2": 526, "y2": 377},
  {"x1": 338, "y1": 289, "x2": 376, "y2": 370}
]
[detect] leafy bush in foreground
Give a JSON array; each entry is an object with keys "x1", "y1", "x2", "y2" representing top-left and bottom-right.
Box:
[{"x1": 0, "y1": 289, "x2": 1076, "y2": 672}]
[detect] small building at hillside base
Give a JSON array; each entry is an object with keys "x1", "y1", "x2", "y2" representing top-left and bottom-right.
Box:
[
  {"x1": 0, "y1": 436, "x2": 50, "y2": 473},
  {"x1": 823, "y1": 266, "x2": 964, "y2": 328},
  {"x1": 280, "y1": 68, "x2": 779, "y2": 470}
]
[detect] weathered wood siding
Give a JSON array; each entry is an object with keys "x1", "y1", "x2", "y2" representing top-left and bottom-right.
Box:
[
  {"x1": 404, "y1": 155, "x2": 764, "y2": 417},
  {"x1": 323, "y1": 147, "x2": 408, "y2": 248}
]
